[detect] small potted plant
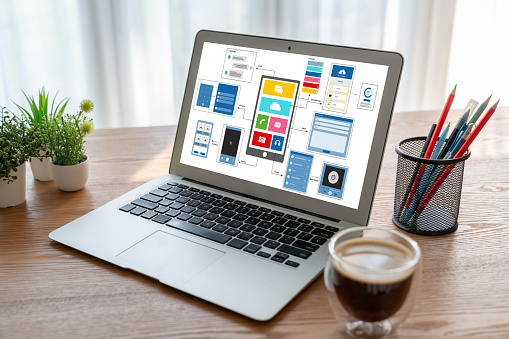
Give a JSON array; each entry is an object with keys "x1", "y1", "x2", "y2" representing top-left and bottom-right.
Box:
[
  {"x1": 47, "y1": 99, "x2": 94, "y2": 191},
  {"x1": 14, "y1": 87, "x2": 69, "y2": 181},
  {"x1": 0, "y1": 107, "x2": 44, "y2": 207}
]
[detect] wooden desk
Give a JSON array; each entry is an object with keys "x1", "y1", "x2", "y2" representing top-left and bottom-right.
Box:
[{"x1": 2, "y1": 108, "x2": 509, "y2": 338}]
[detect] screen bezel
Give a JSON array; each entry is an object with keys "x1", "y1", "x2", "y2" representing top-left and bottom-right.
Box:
[{"x1": 170, "y1": 30, "x2": 403, "y2": 226}]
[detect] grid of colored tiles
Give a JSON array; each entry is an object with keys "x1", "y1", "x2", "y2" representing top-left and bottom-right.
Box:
[{"x1": 302, "y1": 60, "x2": 324, "y2": 95}]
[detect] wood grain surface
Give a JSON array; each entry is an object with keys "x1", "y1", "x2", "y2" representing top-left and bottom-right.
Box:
[{"x1": 1, "y1": 108, "x2": 508, "y2": 338}]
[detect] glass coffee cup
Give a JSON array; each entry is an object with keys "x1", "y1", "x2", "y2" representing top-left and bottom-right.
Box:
[{"x1": 324, "y1": 227, "x2": 422, "y2": 338}]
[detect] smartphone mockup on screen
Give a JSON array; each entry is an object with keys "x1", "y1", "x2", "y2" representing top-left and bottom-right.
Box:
[
  {"x1": 246, "y1": 76, "x2": 300, "y2": 163},
  {"x1": 217, "y1": 125, "x2": 244, "y2": 166}
]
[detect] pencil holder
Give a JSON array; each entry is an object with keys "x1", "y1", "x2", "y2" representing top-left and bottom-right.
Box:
[{"x1": 392, "y1": 137, "x2": 471, "y2": 235}]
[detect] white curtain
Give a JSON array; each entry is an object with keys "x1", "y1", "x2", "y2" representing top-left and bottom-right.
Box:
[{"x1": 0, "y1": 0, "x2": 505, "y2": 129}]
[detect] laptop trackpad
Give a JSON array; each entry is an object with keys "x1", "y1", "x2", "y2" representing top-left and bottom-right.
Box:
[{"x1": 116, "y1": 230, "x2": 225, "y2": 284}]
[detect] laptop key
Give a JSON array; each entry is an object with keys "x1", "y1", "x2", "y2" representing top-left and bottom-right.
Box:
[
  {"x1": 259, "y1": 213, "x2": 275, "y2": 221},
  {"x1": 298, "y1": 224, "x2": 313, "y2": 232},
  {"x1": 297, "y1": 232, "x2": 313, "y2": 241},
  {"x1": 237, "y1": 232, "x2": 253, "y2": 240},
  {"x1": 158, "y1": 183, "x2": 174, "y2": 191},
  {"x1": 212, "y1": 200, "x2": 227, "y2": 207},
  {"x1": 257, "y1": 251, "x2": 271, "y2": 258},
  {"x1": 285, "y1": 260, "x2": 300, "y2": 268},
  {"x1": 150, "y1": 189, "x2": 168, "y2": 197},
  {"x1": 236, "y1": 206, "x2": 250, "y2": 214},
  {"x1": 244, "y1": 244, "x2": 261, "y2": 254},
  {"x1": 252, "y1": 228, "x2": 268, "y2": 236},
  {"x1": 165, "y1": 193, "x2": 179, "y2": 200},
  {"x1": 141, "y1": 211, "x2": 158, "y2": 219},
  {"x1": 209, "y1": 207, "x2": 224, "y2": 214},
  {"x1": 284, "y1": 228, "x2": 299, "y2": 237},
  {"x1": 311, "y1": 236, "x2": 327, "y2": 245},
  {"x1": 227, "y1": 238, "x2": 247, "y2": 249},
  {"x1": 169, "y1": 202, "x2": 184, "y2": 210},
  {"x1": 247, "y1": 210, "x2": 262, "y2": 217},
  {"x1": 250, "y1": 236, "x2": 266, "y2": 245},
  {"x1": 280, "y1": 236, "x2": 295, "y2": 244},
  {"x1": 197, "y1": 203, "x2": 213, "y2": 210},
  {"x1": 271, "y1": 210, "x2": 284, "y2": 216},
  {"x1": 233, "y1": 214, "x2": 248, "y2": 221},
  {"x1": 154, "y1": 206, "x2": 169, "y2": 214},
  {"x1": 311, "y1": 221, "x2": 325, "y2": 228},
  {"x1": 201, "y1": 196, "x2": 215, "y2": 203},
  {"x1": 258, "y1": 221, "x2": 273, "y2": 229},
  {"x1": 186, "y1": 200, "x2": 201, "y2": 207},
  {"x1": 176, "y1": 196, "x2": 190, "y2": 204},
  {"x1": 247, "y1": 204, "x2": 259, "y2": 209},
  {"x1": 177, "y1": 184, "x2": 189, "y2": 189},
  {"x1": 120, "y1": 203, "x2": 135, "y2": 212},
  {"x1": 221, "y1": 210, "x2": 235, "y2": 218},
  {"x1": 215, "y1": 216, "x2": 230, "y2": 224},
  {"x1": 212, "y1": 225, "x2": 228, "y2": 232},
  {"x1": 270, "y1": 255, "x2": 285, "y2": 263},
  {"x1": 272, "y1": 217, "x2": 288, "y2": 225},
  {"x1": 200, "y1": 190, "x2": 211, "y2": 195},
  {"x1": 225, "y1": 228, "x2": 241, "y2": 236},
  {"x1": 152, "y1": 214, "x2": 172, "y2": 224},
  {"x1": 132, "y1": 198, "x2": 157, "y2": 210},
  {"x1": 181, "y1": 206, "x2": 195, "y2": 214},
  {"x1": 271, "y1": 225, "x2": 286, "y2": 233},
  {"x1": 263, "y1": 240, "x2": 280, "y2": 249},
  {"x1": 325, "y1": 226, "x2": 340, "y2": 233},
  {"x1": 204, "y1": 213, "x2": 219, "y2": 220},
  {"x1": 166, "y1": 219, "x2": 231, "y2": 244},
  {"x1": 200, "y1": 220, "x2": 215, "y2": 228},
  {"x1": 159, "y1": 199, "x2": 173, "y2": 207},
  {"x1": 293, "y1": 240, "x2": 319, "y2": 252},
  {"x1": 258, "y1": 207, "x2": 271, "y2": 213},
  {"x1": 277, "y1": 244, "x2": 312, "y2": 259},
  {"x1": 190, "y1": 193, "x2": 205, "y2": 200},
  {"x1": 227, "y1": 220, "x2": 242, "y2": 228},
  {"x1": 222, "y1": 197, "x2": 234, "y2": 202},
  {"x1": 130, "y1": 207, "x2": 146, "y2": 216},
  {"x1": 266, "y1": 232, "x2": 282, "y2": 240},
  {"x1": 188, "y1": 216, "x2": 203, "y2": 225},
  {"x1": 297, "y1": 218, "x2": 311, "y2": 224},
  {"x1": 169, "y1": 187, "x2": 183, "y2": 194},
  {"x1": 285, "y1": 220, "x2": 300, "y2": 228},
  {"x1": 285, "y1": 214, "x2": 297, "y2": 220},
  {"x1": 245, "y1": 217, "x2": 261, "y2": 225},
  {"x1": 311, "y1": 228, "x2": 334, "y2": 238},
  {"x1": 179, "y1": 190, "x2": 193, "y2": 197},
  {"x1": 223, "y1": 203, "x2": 238, "y2": 210},
  {"x1": 211, "y1": 193, "x2": 223, "y2": 199},
  {"x1": 177, "y1": 213, "x2": 192, "y2": 221},
  {"x1": 165, "y1": 209, "x2": 181, "y2": 218},
  {"x1": 275, "y1": 252, "x2": 289, "y2": 259},
  {"x1": 191, "y1": 209, "x2": 207, "y2": 217},
  {"x1": 239, "y1": 224, "x2": 255, "y2": 232},
  {"x1": 167, "y1": 181, "x2": 178, "y2": 186},
  {"x1": 188, "y1": 187, "x2": 200, "y2": 192}
]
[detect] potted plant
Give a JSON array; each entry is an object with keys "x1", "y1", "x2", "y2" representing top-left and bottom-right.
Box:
[
  {"x1": 47, "y1": 99, "x2": 94, "y2": 191},
  {"x1": 0, "y1": 107, "x2": 44, "y2": 207},
  {"x1": 14, "y1": 87, "x2": 69, "y2": 181}
]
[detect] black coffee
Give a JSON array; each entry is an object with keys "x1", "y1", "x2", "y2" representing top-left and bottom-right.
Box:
[{"x1": 331, "y1": 238, "x2": 414, "y2": 322}]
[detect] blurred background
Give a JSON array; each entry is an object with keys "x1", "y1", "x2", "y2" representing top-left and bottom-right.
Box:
[{"x1": 0, "y1": 0, "x2": 507, "y2": 129}]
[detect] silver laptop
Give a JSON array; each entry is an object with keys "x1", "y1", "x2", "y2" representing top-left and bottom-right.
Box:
[{"x1": 50, "y1": 30, "x2": 403, "y2": 321}]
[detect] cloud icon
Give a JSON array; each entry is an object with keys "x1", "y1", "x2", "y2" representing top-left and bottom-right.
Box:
[
  {"x1": 270, "y1": 102, "x2": 281, "y2": 111},
  {"x1": 339, "y1": 69, "x2": 346, "y2": 75}
]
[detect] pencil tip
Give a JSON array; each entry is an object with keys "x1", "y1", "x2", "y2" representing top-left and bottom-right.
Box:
[
  {"x1": 451, "y1": 84, "x2": 457, "y2": 95},
  {"x1": 491, "y1": 99, "x2": 500, "y2": 110},
  {"x1": 484, "y1": 94, "x2": 492, "y2": 105}
]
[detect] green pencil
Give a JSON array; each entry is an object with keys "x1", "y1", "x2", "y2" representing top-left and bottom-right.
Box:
[{"x1": 468, "y1": 94, "x2": 491, "y2": 125}]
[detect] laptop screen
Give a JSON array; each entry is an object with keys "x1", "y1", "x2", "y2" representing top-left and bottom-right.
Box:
[{"x1": 179, "y1": 41, "x2": 389, "y2": 211}]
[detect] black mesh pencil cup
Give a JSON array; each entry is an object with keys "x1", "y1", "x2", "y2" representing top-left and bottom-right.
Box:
[{"x1": 393, "y1": 137, "x2": 471, "y2": 235}]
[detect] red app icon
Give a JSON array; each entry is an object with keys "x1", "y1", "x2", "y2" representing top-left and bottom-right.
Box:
[{"x1": 251, "y1": 131, "x2": 272, "y2": 148}]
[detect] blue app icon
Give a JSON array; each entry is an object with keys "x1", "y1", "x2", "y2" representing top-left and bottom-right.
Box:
[{"x1": 270, "y1": 135, "x2": 284, "y2": 151}]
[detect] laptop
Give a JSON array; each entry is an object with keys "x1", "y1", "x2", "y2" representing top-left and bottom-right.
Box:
[{"x1": 49, "y1": 30, "x2": 403, "y2": 321}]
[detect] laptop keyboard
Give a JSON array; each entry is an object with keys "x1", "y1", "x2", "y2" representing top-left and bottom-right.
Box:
[{"x1": 119, "y1": 181, "x2": 342, "y2": 268}]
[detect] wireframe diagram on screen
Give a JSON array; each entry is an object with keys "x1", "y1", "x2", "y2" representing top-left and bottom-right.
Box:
[{"x1": 246, "y1": 76, "x2": 300, "y2": 163}]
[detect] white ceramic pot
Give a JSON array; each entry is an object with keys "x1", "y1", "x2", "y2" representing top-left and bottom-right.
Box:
[
  {"x1": 0, "y1": 162, "x2": 26, "y2": 208},
  {"x1": 50, "y1": 156, "x2": 89, "y2": 192},
  {"x1": 30, "y1": 149, "x2": 53, "y2": 181}
]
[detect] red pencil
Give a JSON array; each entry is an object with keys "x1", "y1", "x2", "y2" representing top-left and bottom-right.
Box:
[
  {"x1": 403, "y1": 85, "x2": 457, "y2": 211},
  {"x1": 412, "y1": 99, "x2": 500, "y2": 217}
]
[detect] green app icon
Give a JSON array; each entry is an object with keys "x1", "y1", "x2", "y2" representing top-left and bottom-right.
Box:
[{"x1": 256, "y1": 114, "x2": 269, "y2": 130}]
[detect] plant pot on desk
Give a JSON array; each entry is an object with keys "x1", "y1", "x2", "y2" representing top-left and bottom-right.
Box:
[
  {"x1": 29, "y1": 149, "x2": 53, "y2": 181},
  {"x1": 50, "y1": 156, "x2": 89, "y2": 192},
  {"x1": 0, "y1": 162, "x2": 26, "y2": 208}
]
